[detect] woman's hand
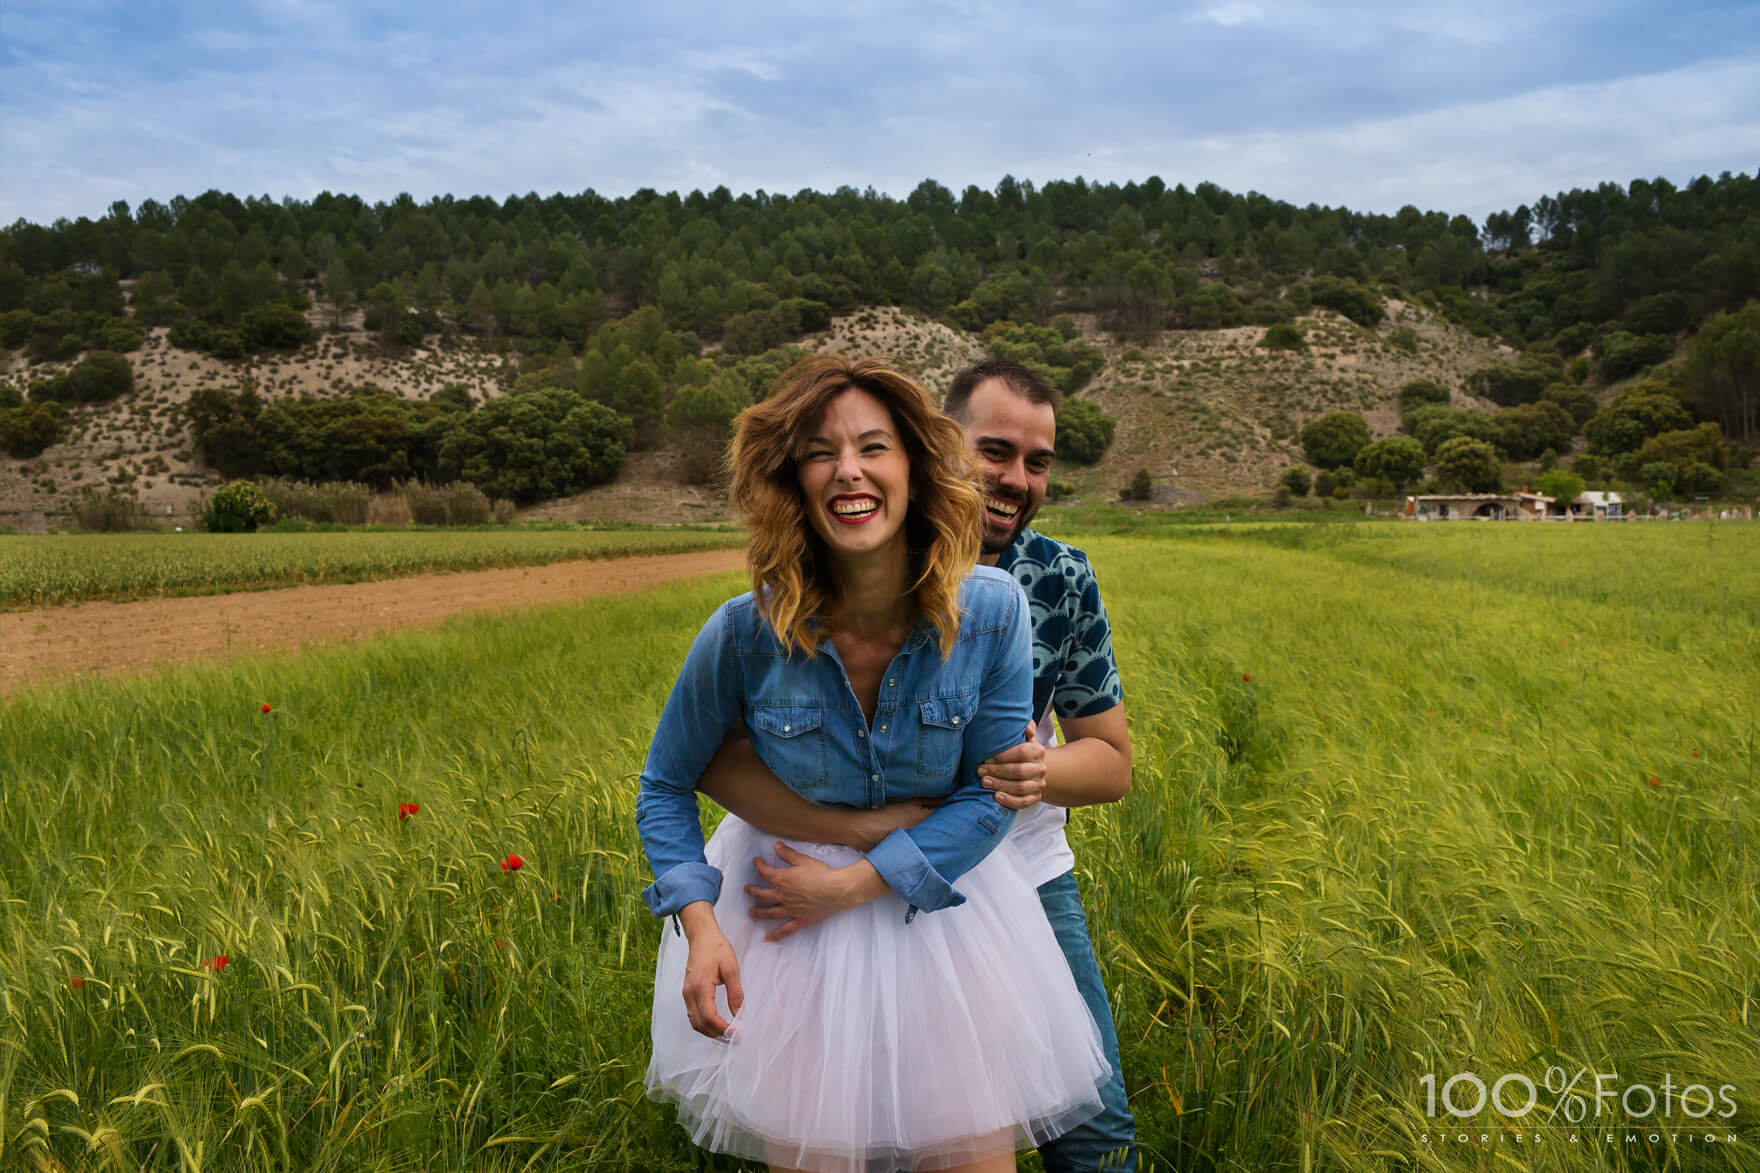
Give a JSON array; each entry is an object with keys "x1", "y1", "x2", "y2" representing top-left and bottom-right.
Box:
[
  {"x1": 978, "y1": 719, "x2": 1047, "y2": 810},
  {"x1": 746, "y1": 846, "x2": 890, "y2": 942},
  {"x1": 678, "y1": 902, "x2": 742, "y2": 1038}
]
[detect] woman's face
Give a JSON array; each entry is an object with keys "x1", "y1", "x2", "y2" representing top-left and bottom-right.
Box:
[{"x1": 796, "y1": 387, "x2": 912, "y2": 567}]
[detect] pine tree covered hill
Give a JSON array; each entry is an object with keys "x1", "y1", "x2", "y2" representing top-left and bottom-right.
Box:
[{"x1": 1, "y1": 171, "x2": 1756, "y2": 517}]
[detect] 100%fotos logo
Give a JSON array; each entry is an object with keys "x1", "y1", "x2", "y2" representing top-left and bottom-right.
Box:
[{"x1": 1421, "y1": 1068, "x2": 1738, "y2": 1123}]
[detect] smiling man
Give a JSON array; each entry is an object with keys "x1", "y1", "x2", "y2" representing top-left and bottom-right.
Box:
[{"x1": 695, "y1": 358, "x2": 1137, "y2": 1173}]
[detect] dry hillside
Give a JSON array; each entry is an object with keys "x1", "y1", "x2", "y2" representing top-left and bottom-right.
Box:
[{"x1": 1, "y1": 302, "x2": 1514, "y2": 527}]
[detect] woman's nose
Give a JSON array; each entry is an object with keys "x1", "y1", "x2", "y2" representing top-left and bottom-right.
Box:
[{"x1": 835, "y1": 451, "x2": 863, "y2": 482}]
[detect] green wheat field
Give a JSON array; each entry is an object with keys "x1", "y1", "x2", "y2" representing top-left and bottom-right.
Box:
[{"x1": 3, "y1": 522, "x2": 1757, "y2": 1171}]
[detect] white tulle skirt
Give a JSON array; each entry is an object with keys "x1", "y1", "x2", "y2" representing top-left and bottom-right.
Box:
[{"x1": 646, "y1": 815, "x2": 1110, "y2": 1172}]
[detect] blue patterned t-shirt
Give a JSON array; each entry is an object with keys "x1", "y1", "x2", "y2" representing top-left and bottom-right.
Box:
[{"x1": 994, "y1": 527, "x2": 1123, "y2": 723}]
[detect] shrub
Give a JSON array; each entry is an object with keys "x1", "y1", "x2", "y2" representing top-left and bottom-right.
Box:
[
  {"x1": 1054, "y1": 398, "x2": 1116, "y2": 465},
  {"x1": 1634, "y1": 422, "x2": 1726, "y2": 470},
  {"x1": 1299, "y1": 411, "x2": 1371, "y2": 469},
  {"x1": 400, "y1": 480, "x2": 492, "y2": 526},
  {"x1": 260, "y1": 478, "x2": 371, "y2": 525},
  {"x1": 102, "y1": 322, "x2": 144, "y2": 352},
  {"x1": 1046, "y1": 477, "x2": 1075, "y2": 502},
  {"x1": 1389, "y1": 326, "x2": 1419, "y2": 354},
  {"x1": 1278, "y1": 466, "x2": 1312, "y2": 497},
  {"x1": 1260, "y1": 323, "x2": 1306, "y2": 351},
  {"x1": 1542, "y1": 382, "x2": 1598, "y2": 428},
  {"x1": 204, "y1": 480, "x2": 277, "y2": 532},
  {"x1": 1465, "y1": 362, "x2": 1551, "y2": 407},
  {"x1": 42, "y1": 350, "x2": 135, "y2": 404},
  {"x1": 1309, "y1": 276, "x2": 1384, "y2": 327},
  {"x1": 0, "y1": 402, "x2": 63, "y2": 457},
  {"x1": 1594, "y1": 331, "x2": 1674, "y2": 381},
  {"x1": 1398, "y1": 379, "x2": 1450, "y2": 420},
  {"x1": 1312, "y1": 469, "x2": 1336, "y2": 498},
  {"x1": 1129, "y1": 468, "x2": 1153, "y2": 501}
]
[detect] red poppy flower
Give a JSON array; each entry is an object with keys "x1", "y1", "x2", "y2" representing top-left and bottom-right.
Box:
[
  {"x1": 70, "y1": 976, "x2": 85, "y2": 989},
  {"x1": 493, "y1": 938, "x2": 505, "y2": 951},
  {"x1": 1241, "y1": 673, "x2": 1252, "y2": 682},
  {"x1": 398, "y1": 802, "x2": 421, "y2": 821},
  {"x1": 1691, "y1": 751, "x2": 1700, "y2": 759},
  {"x1": 1648, "y1": 777, "x2": 1660, "y2": 787},
  {"x1": 260, "y1": 704, "x2": 272, "y2": 713},
  {"x1": 501, "y1": 853, "x2": 524, "y2": 872}
]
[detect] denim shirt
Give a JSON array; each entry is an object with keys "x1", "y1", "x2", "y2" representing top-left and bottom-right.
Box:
[{"x1": 636, "y1": 565, "x2": 1032, "y2": 920}]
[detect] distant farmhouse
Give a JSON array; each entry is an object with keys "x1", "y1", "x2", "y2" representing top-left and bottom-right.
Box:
[{"x1": 1407, "y1": 491, "x2": 1623, "y2": 521}]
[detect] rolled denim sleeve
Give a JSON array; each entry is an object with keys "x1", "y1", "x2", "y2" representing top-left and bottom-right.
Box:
[
  {"x1": 867, "y1": 579, "x2": 1032, "y2": 914},
  {"x1": 635, "y1": 604, "x2": 744, "y2": 918}
]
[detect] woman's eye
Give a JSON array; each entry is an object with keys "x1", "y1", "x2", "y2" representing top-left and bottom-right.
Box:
[{"x1": 863, "y1": 443, "x2": 888, "y2": 454}]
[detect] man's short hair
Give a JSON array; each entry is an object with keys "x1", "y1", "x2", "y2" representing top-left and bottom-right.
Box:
[{"x1": 944, "y1": 359, "x2": 1062, "y2": 422}]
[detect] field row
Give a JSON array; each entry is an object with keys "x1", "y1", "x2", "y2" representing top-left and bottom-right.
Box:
[{"x1": 0, "y1": 526, "x2": 744, "y2": 610}]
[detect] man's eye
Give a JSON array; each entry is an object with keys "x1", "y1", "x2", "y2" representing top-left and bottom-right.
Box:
[{"x1": 1028, "y1": 462, "x2": 1051, "y2": 475}]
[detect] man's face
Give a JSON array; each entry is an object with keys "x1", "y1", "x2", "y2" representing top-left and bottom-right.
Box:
[{"x1": 960, "y1": 378, "x2": 1057, "y2": 558}]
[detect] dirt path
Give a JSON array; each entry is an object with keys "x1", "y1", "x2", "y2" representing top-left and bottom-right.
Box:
[{"x1": 2, "y1": 548, "x2": 745, "y2": 696}]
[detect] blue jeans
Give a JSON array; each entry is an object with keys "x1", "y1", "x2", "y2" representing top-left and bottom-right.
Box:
[{"x1": 1036, "y1": 869, "x2": 1137, "y2": 1172}]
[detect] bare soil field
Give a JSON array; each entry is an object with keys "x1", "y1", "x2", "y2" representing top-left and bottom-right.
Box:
[{"x1": 1, "y1": 547, "x2": 743, "y2": 695}]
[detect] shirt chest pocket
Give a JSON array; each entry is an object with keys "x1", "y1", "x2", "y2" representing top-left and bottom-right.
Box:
[
  {"x1": 749, "y1": 704, "x2": 831, "y2": 797},
  {"x1": 914, "y1": 690, "x2": 979, "y2": 779}
]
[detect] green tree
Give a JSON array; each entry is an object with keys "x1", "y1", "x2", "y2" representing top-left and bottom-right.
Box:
[
  {"x1": 1433, "y1": 436, "x2": 1501, "y2": 492},
  {"x1": 1353, "y1": 435, "x2": 1426, "y2": 489},
  {"x1": 438, "y1": 387, "x2": 631, "y2": 502},
  {"x1": 1278, "y1": 466, "x2": 1312, "y2": 497},
  {"x1": 1542, "y1": 382, "x2": 1598, "y2": 427},
  {"x1": 1584, "y1": 383, "x2": 1695, "y2": 455},
  {"x1": 668, "y1": 372, "x2": 746, "y2": 483},
  {"x1": 1633, "y1": 422, "x2": 1725, "y2": 471},
  {"x1": 1536, "y1": 468, "x2": 1585, "y2": 505},
  {"x1": 0, "y1": 402, "x2": 63, "y2": 457},
  {"x1": 1299, "y1": 411, "x2": 1372, "y2": 468},
  {"x1": 1054, "y1": 398, "x2": 1116, "y2": 465},
  {"x1": 1496, "y1": 401, "x2": 1576, "y2": 460},
  {"x1": 1308, "y1": 276, "x2": 1384, "y2": 327},
  {"x1": 1685, "y1": 302, "x2": 1760, "y2": 444},
  {"x1": 323, "y1": 258, "x2": 356, "y2": 330}
]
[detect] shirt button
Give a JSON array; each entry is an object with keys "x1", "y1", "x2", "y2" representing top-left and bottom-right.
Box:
[
  {"x1": 870, "y1": 773, "x2": 879, "y2": 782},
  {"x1": 887, "y1": 678, "x2": 896, "y2": 687},
  {"x1": 783, "y1": 724, "x2": 791, "y2": 732},
  {"x1": 951, "y1": 716, "x2": 960, "y2": 725},
  {"x1": 857, "y1": 729, "x2": 866, "y2": 738},
  {"x1": 879, "y1": 723, "x2": 888, "y2": 732}
]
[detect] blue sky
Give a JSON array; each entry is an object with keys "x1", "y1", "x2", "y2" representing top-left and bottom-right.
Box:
[{"x1": 2, "y1": 1, "x2": 1757, "y2": 227}]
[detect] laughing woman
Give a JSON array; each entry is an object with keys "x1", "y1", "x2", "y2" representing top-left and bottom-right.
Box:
[{"x1": 635, "y1": 355, "x2": 1108, "y2": 1173}]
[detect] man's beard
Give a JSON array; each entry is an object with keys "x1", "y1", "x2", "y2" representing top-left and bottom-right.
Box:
[{"x1": 980, "y1": 487, "x2": 1035, "y2": 555}]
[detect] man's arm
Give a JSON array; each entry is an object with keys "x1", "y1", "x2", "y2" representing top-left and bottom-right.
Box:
[
  {"x1": 698, "y1": 735, "x2": 930, "y2": 851},
  {"x1": 977, "y1": 703, "x2": 1132, "y2": 809},
  {"x1": 1041, "y1": 702, "x2": 1132, "y2": 807}
]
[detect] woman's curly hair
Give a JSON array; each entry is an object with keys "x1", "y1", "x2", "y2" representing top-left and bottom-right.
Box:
[{"x1": 728, "y1": 354, "x2": 981, "y2": 658}]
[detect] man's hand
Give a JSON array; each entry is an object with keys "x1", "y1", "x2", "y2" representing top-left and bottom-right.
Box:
[
  {"x1": 977, "y1": 719, "x2": 1047, "y2": 810},
  {"x1": 745, "y1": 845, "x2": 889, "y2": 942},
  {"x1": 846, "y1": 797, "x2": 937, "y2": 851},
  {"x1": 678, "y1": 902, "x2": 743, "y2": 1038}
]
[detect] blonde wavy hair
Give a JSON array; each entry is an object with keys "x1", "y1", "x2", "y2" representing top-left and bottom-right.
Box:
[{"x1": 729, "y1": 354, "x2": 982, "y2": 658}]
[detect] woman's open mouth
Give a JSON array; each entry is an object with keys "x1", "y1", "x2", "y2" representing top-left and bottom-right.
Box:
[{"x1": 829, "y1": 494, "x2": 881, "y2": 524}]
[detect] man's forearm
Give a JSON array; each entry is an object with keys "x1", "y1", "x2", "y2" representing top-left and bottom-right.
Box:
[
  {"x1": 697, "y1": 737, "x2": 866, "y2": 843},
  {"x1": 1041, "y1": 737, "x2": 1132, "y2": 807}
]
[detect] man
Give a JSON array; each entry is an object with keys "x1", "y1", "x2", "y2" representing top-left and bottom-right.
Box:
[{"x1": 696, "y1": 358, "x2": 1137, "y2": 1172}]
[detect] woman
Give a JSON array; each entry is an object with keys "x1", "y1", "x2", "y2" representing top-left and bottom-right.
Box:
[{"x1": 636, "y1": 355, "x2": 1107, "y2": 1173}]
